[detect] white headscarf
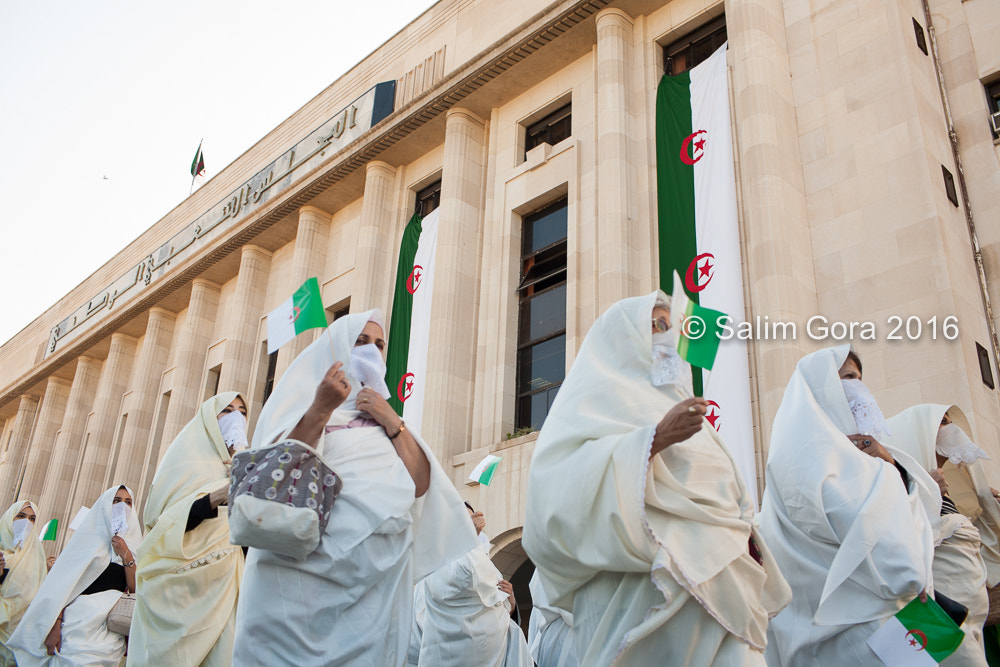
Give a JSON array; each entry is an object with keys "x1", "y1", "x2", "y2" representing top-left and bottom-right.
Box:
[
  {"x1": 251, "y1": 309, "x2": 476, "y2": 580},
  {"x1": 9, "y1": 486, "x2": 142, "y2": 656}
]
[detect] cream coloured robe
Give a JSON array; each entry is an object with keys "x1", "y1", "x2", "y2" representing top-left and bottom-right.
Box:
[
  {"x1": 758, "y1": 345, "x2": 938, "y2": 667},
  {"x1": 233, "y1": 310, "x2": 478, "y2": 666},
  {"x1": 0, "y1": 501, "x2": 47, "y2": 666},
  {"x1": 408, "y1": 546, "x2": 532, "y2": 666},
  {"x1": 126, "y1": 392, "x2": 246, "y2": 666},
  {"x1": 523, "y1": 291, "x2": 791, "y2": 666},
  {"x1": 886, "y1": 404, "x2": 989, "y2": 667},
  {"x1": 9, "y1": 486, "x2": 143, "y2": 667}
]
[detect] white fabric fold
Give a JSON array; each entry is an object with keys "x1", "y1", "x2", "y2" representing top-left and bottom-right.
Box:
[
  {"x1": 9, "y1": 486, "x2": 142, "y2": 667},
  {"x1": 758, "y1": 345, "x2": 936, "y2": 666},
  {"x1": 524, "y1": 290, "x2": 790, "y2": 666},
  {"x1": 527, "y1": 571, "x2": 578, "y2": 667},
  {"x1": 233, "y1": 310, "x2": 477, "y2": 666}
]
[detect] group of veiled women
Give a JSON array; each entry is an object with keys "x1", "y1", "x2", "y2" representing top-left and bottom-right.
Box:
[{"x1": 2, "y1": 292, "x2": 999, "y2": 666}]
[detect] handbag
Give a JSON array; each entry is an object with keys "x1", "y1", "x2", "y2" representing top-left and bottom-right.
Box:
[
  {"x1": 228, "y1": 439, "x2": 342, "y2": 561},
  {"x1": 106, "y1": 592, "x2": 135, "y2": 636}
]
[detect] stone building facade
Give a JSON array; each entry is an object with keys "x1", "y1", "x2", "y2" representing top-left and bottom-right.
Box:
[{"x1": 1, "y1": 0, "x2": 999, "y2": 600}]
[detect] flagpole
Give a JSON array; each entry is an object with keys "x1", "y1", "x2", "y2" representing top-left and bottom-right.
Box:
[{"x1": 189, "y1": 138, "x2": 203, "y2": 195}]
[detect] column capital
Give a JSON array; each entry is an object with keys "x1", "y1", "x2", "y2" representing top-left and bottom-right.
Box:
[
  {"x1": 595, "y1": 7, "x2": 633, "y2": 31},
  {"x1": 365, "y1": 160, "x2": 396, "y2": 180},
  {"x1": 147, "y1": 306, "x2": 177, "y2": 322},
  {"x1": 298, "y1": 205, "x2": 332, "y2": 223},
  {"x1": 445, "y1": 107, "x2": 486, "y2": 129},
  {"x1": 109, "y1": 332, "x2": 138, "y2": 347},
  {"x1": 239, "y1": 244, "x2": 273, "y2": 262},
  {"x1": 45, "y1": 376, "x2": 72, "y2": 390},
  {"x1": 191, "y1": 277, "x2": 221, "y2": 294},
  {"x1": 17, "y1": 394, "x2": 39, "y2": 408}
]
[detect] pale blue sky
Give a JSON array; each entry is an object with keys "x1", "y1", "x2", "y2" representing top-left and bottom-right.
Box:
[{"x1": 0, "y1": 0, "x2": 436, "y2": 345}]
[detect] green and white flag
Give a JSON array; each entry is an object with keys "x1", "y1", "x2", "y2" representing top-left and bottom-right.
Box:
[
  {"x1": 469, "y1": 454, "x2": 502, "y2": 486},
  {"x1": 39, "y1": 518, "x2": 57, "y2": 542},
  {"x1": 385, "y1": 208, "x2": 440, "y2": 433},
  {"x1": 656, "y1": 43, "x2": 757, "y2": 503},
  {"x1": 867, "y1": 597, "x2": 964, "y2": 665},
  {"x1": 670, "y1": 271, "x2": 725, "y2": 371},
  {"x1": 267, "y1": 277, "x2": 328, "y2": 353}
]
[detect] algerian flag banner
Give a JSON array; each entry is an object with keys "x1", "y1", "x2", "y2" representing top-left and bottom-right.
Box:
[
  {"x1": 39, "y1": 518, "x2": 57, "y2": 542},
  {"x1": 385, "y1": 208, "x2": 440, "y2": 433},
  {"x1": 469, "y1": 454, "x2": 502, "y2": 486},
  {"x1": 656, "y1": 42, "x2": 758, "y2": 504},
  {"x1": 867, "y1": 597, "x2": 964, "y2": 665},
  {"x1": 267, "y1": 277, "x2": 328, "y2": 354},
  {"x1": 670, "y1": 270, "x2": 725, "y2": 370}
]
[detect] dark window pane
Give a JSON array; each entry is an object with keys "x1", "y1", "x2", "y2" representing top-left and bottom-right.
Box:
[
  {"x1": 518, "y1": 242, "x2": 567, "y2": 293},
  {"x1": 519, "y1": 286, "x2": 566, "y2": 344},
  {"x1": 524, "y1": 204, "x2": 568, "y2": 255},
  {"x1": 665, "y1": 17, "x2": 726, "y2": 76},
  {"x1": 415, "y1": 181, "x2": 441, "y2": 217},
  {"x1": 517, "y1": 389, "x2": 555, "y2": 431},
  {"x1": 517, "y1": 335, "x2": 566, "y2": 395}
]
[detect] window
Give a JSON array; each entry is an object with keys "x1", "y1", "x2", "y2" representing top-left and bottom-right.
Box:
[
  {"x1": 942, "y1": 165, "x2": 959, "y2": 207},
  {"x1": 262, "y1": 351, "x2": 279, "y2": 405},
  {"x1": 978, "y1": 343, "x2": 995, "y2": 390},
  {"x1": 415, "y1": 181, "x2": 441, "y2": 218},
  {"x1": 204, "y1": 364, "x2": 221, "y2": 400},
  {"x1": 515, "y1": 199, "x2": 568, "y2": 430},
  {"x1": 986, "y1": 80, "x2": 1000, "y2": 140},
  {"x1": 524, "y1": 104, "x2": 572, "y2": 160},
  {"x1": 664, "y1": 16, "x2": 727, "y2": 76},
  {"x1": 912, "y1": 18, "x2": 928, "y2": 56}
]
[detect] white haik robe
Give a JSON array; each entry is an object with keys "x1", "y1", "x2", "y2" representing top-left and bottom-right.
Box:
[
  {"x1": 407, "y1": 546, "x2": 532, "y2": 666},
  {"x1": 527, "y1": 570, "x2": 578, "y2": 667},
  {"x1": 233, "y1": 310, "x2": 477, "y2": 666},
  {"x1": 758, "y1": 344, "x2": 938, "y2": 667},
  {"x1": 9, "y1": 486, "x2": 143, "y2": 667},
  {"x1": 523, "y1": 291, "x2": 791, "y2": 666},
  {"x1": 886, "y1": 403, "x2": 989, "y2": 667},
  {"x1": 0, "y1": 501, "x2": 47, "y2": 666}
]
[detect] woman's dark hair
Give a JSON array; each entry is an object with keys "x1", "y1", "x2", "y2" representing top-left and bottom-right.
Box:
[
  {"x1": 846, "y1": 350, "x2": 863, "y2": 378},
  {"x1": 118, "y1": 485, "x2": 128, "y2": 492}
]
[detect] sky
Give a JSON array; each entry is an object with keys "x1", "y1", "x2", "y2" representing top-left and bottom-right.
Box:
[{"x1": 0, "y1": 0, "x2": 437, "y2": 346}]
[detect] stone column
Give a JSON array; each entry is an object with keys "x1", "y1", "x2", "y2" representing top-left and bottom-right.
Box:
[
  {"x1": 37, "y1": 356, "x2": 102, "y2": 543},
  {"x1": 276, "y1": 206, "x2": 330, "y2": 378},
  {"x1": 218, "y1": 245, "x2": 271, "y2": 396},
  {"x1": 0, "y1": 395, "x2": 39, "y2": 506},
  {"x1": 160, "y1": 279, "x2": 221, "y2": 448},
  {"x1": 112, "y1": 308, "x2": 176, "y2": 492},
  {"x1": 725, "y1": 0, "x2": 817, "y2": 450},
  {"x1": 353, "y1": 161, "x2": 398, "y2": 316},
  {"x1": 68, "y1": 333, "x2": 137, "y2": 512},
  {"x1": 595, "y1": 8, "x2": 636, "y2": 311},
  {"x1": 19, "y1": 377, "x2": 71, "y2": 503},
  {"x1": 422, "y1": 108, "x2": 487, "y2": 460}
]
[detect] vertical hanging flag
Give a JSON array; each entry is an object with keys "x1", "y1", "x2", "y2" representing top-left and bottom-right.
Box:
[
  {"x1": 39, "y1": 519, "x2": 57, "y2": 542},
  {"x1": 190, "y1": 140, "x2": 207, "y2": 192},
  {"x1": 267, "y1": 277, "x2": 328, "y2": 353},
  {"x1": 656, "y1": 43, "x2": 758, "y2": 504},
  {"x1": 867, "y1": 597, "x2": 964, "y2": 665},
  {"x1": 385, "y1": 208, "x2": 440, "y2": 433}
]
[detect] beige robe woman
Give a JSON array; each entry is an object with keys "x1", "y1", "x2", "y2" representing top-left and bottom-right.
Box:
[
  {"x1": 0, "y1": 501, "x2": 47, "y2": 666},
  {"x1": 126, "y1": 392, "x2": 247, "y2": 666},
  {"x1": 523, "y1": 291, "x2": 790, "y2": 666}
]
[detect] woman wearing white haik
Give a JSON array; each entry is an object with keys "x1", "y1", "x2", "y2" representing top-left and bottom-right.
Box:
[
  {"x1": 885, "y1": 404, "x2": 991, "y2": 666},
  {"x1": 127, "y1": 392, "x2": 251, "y2": 666},
  {"x1": 758, "y1": 345, "x2": 939, "y2": 666},
  {"x1": 233, "y1": 309, "x2": 477, "y2": 666},
  {"x1": 0, "y1": 500, "x2": 48, "y2": 665},
  {"x1": 9, "y1": 486, "x2": 142, "y2": 666},
  {"x1": 524, "y1": 291, "x2": 790, "y2": 666}
]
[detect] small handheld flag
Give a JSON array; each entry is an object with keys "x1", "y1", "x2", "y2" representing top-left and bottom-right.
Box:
[
  {"x1": 39, "y1": 519, "x2": 57, "y2": 542},
  {"x1": 469, "y1": 455, "x2": 502, "y2": 486},
  {"x1": 670, "y1": 270, "x2": 726, "y2": 370},
  {"x1": 68, "y1": 506, "x2": 89, "y2": 532},
  {"x1": 267, "y1": 278, "x2": 329, "y2": 354},
  {"x1": 867, "y1": 596, "x2": 964, "y2": 665}
]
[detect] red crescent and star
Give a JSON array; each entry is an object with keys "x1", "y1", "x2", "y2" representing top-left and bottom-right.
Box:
[
  {"x1": 685, "y1": 253, "x2": 715, "y2": 293},
  {"x1": 397, "y1": 372, "x2": 415, "y2": 402},
  {"x1": 679, "y1": 129, "x2": 708, "y2": 165},
  {"x1": 407, "y1": 265, "x2": 424, "y2": 295},
  {"x1": 905, "y1": 629, "x2": 928, "y2": 651},
  {"x1": 288, "y1": 306, "x2": 302, "y2": 323},
  {"x1": 705, "y1": 400, "x2": 721, "y2": 431}
]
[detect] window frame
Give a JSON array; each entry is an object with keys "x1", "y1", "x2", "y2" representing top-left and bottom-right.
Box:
[
  {"x1": 415, "y1": 181, "x2": 441, "y2": 218},
  {"x1": 523, "y1": 103, "x2": 572, "y2": 161},
  {"x1": 663, "y1": 16, "x2": 727, "y2": 76}
]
